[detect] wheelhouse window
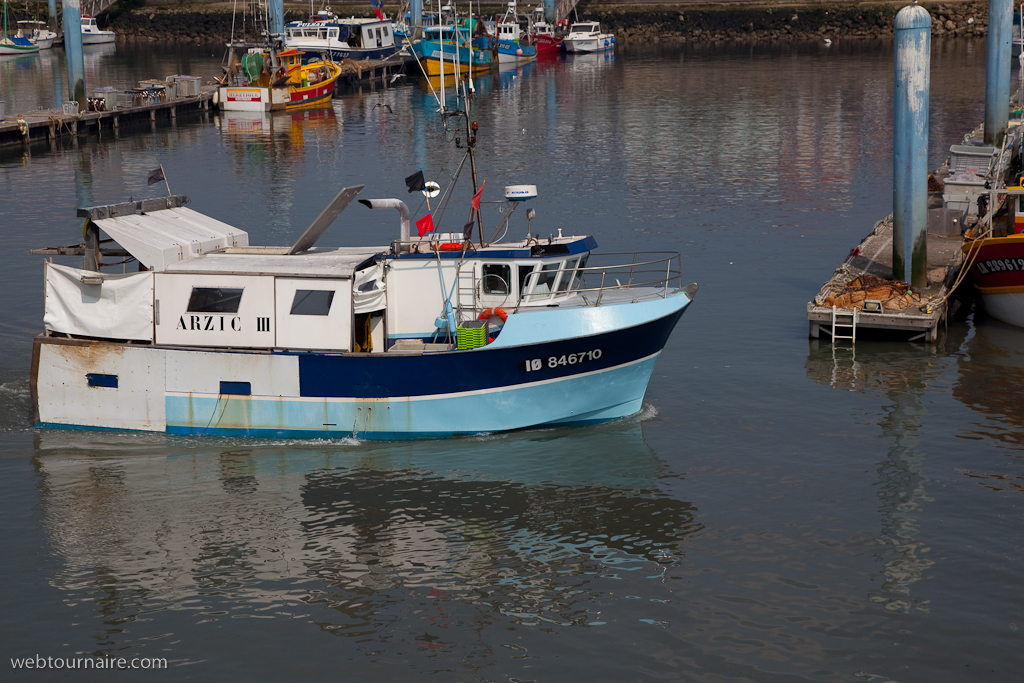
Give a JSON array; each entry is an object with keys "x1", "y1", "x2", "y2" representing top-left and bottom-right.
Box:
[
  {"x1": 556, "y1": 258, "x2": 579, "y2": 293},
  {"x1": 482, "y1": 264, "x2": 511, "y2": 295},
  {"x1": 290, "y1": 289, "x2": 335, "y2": 316},
  {"x1": 187, "y1": 287, "x2": 243, "y2": 313}
]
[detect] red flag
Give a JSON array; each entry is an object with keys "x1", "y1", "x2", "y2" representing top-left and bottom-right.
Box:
[
  {"x1": 374, "y1": 8, "x2": 384, "y2": 20},
  {"x1": 416, "y1": 213, "x2": 435, "y2": 237},
  {"x1": 471, "y1": 180, "x2": 486, "y2": 211}
]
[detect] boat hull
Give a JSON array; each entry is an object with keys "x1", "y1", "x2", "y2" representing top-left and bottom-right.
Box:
[
  {"x1": 497, "y1": 39, "x2": 537, "y2": 63},
  {"x1": 411, "y1": 39, "x2": 495, "y2": 76},
  {"x1": 33, "y1": 291, "x2": 692, "y2": 439},
  {"x1": 967, "y1": 234, "x2": 1024, "y2": 327},
  {"x1": 564, "y1": 36, "x2": 614, "y2": 53},
  {"x1": 81, "y1": 32, "x2": 115, "y2": 45},
  {"x1": 533, "y1": 35, "x2": 563, "y2": 56}
]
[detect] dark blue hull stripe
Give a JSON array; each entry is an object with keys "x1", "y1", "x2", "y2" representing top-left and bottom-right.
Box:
[{"x1": 294, "y1": 306, "x2": 687, "y2": 398}]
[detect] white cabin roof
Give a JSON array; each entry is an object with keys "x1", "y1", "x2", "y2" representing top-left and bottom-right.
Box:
[
  {"x1": 93, "y1": 207, "x2": 249, "y2": 271},
  {"x1": 162, "y1": 247, "x2": 386, "y2": 278}
]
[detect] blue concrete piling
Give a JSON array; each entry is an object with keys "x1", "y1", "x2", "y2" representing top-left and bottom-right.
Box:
[
  {"x1": 47, "y1": 0, "x2": 56, "y2": 32},
  {"x1": 62, "y1": 0, "x2": 86, "y2": 113},
  {"x1": 269, "y1": 0, "x2": 285, "y2": 36},
  {"x1": 411, "y1": 0, "x2": 423, "y2": 36},
  {"x1": 545, "y1": 0, "x2": 555, "y2": 23},
  {"x1": 985, "y1": 0, "x2": 1013, "y2": 145},
  {"x1": 893, "y1": 5, "x2": 931, "y2": 289}
]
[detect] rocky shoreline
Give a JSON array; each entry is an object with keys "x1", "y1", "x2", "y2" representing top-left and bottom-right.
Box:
[{"x1": 83, "y1": 2, "x2": 991, "y2": 44}]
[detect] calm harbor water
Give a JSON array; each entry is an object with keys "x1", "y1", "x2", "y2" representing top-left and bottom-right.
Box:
[{"x1": 2, "y1": 39, "x2": 1023, "y2": 681}]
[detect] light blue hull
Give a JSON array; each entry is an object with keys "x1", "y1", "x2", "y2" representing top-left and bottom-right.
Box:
[{"x1": 163, "y1": 354, "x2": 659, "y2": 439}]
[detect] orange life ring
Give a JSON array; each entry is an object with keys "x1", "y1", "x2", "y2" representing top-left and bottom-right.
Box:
[
  {"x1": 479, "y1": 307, "x2": 508, "y2": 323},
  {"x1": 438, "y1": 242, "x2": 465, "y2": 251}
]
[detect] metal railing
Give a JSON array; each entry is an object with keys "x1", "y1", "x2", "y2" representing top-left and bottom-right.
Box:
[{"x1": 514, "y1": 251, "x2": 682, "y2": 311}]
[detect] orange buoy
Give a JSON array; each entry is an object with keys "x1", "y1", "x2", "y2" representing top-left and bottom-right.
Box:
[{"x1": 479, "y1": 307, "x2": 508, "y2": 323}]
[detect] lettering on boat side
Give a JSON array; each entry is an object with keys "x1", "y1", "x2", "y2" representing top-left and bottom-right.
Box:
[
  {"x1": 176, "y1": 315, "x2": 244, "y2": 331},
  {"x1": 976, "y1": 258, "x2": 1024, "y2": 275},
  {"x1": 521, "y1": 349, "x2": 603, "y2": 373}
]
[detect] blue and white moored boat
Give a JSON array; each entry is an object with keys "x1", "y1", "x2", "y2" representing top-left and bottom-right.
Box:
[
  {"x1": 495, "y1": 1, "x2": 536, "y2": 65},
  {"x1": 30, "y1": 183, "x2": 695, "y2": 439},
  {"x1": 284, "y1": 12, "x2": 398, "y2": 61}
]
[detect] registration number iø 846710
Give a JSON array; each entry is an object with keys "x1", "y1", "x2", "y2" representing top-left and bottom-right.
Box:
[{"x1": 521, "y1": 349, "x2": 603, "y2": 372}]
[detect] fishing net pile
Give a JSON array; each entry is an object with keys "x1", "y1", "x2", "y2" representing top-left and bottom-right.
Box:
[{"x1": 820, "y1": 274, "x2": 921, "y2": 311}]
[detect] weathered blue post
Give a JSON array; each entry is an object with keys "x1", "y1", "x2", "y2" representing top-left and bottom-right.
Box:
[
  {"x1": 545, "y1": 0, "x2": 556, "y2": 23},
  {"x1": 62, "y1": 0, "x2": 86, "y2": 113},
  {"x1": 47, "y1": 0, "x2": 57, "y2": 32},
  {"x1": 269, "y1": 0, "x2": 285, "y2": 36},
  {"x1": 893, "y1": 6, "x2": 931, "y2": 289},
  {"x1": 411, "y1": 0, "x2": 422, "y2": 37},
  {"x1": 985, "y1": 0, "x2": 1012, "y2": 145}
]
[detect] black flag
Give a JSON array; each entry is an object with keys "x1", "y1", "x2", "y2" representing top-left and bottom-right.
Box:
[
  {"x1": 147, "y1": 167, "x2": 165, "y2": 186},
  {"x1": 405, "y1": 170, "x2": 426, "y2": 193},
  {"x1": 463, "y1": 221, "x2": 474, "y2": 242}
]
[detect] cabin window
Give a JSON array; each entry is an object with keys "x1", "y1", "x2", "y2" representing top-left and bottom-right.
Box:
[
  {"x1": 571, "y1": 254, "x2": 589, "y2": 290},
  {"x1": 481, "y1": 264, "x2": 511, "y2": 295},
  {"x1": 187, "y1": 287, "x2": 243, "y2": 313},
  {"x1": 219, "y1": 381, "x2": 251, "y2": 395},
  {"x1": 556, "y1": 258, "x2": 579, "y2": 293},
  {"x1": 519, "y1": 265, "x2": 536, "y2": 295},
  {"x1": 329, "y1": 29, "x2": 338, "y2": 38},
  {"x1": 527, "y1": 262, "x2": 561, "y2": 300},
  {"x1": 87, "y1": 373, "x2": 118, "y2": 388},
  {"x1": 383, "y1": 26, "x2": 389, "y2": 36},
  {"x1": 290, "y1": 289, "x2": 335, "y2": 316}
]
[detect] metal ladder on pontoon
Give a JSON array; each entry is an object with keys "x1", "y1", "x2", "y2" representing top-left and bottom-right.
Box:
[{"x1": 830, "y1": 306, "x2": 858, "y2": 344}]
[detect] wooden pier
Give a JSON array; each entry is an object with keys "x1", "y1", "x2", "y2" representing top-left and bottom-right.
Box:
[
  {"x1": 807, "y1": 123, "x2": 1014, "y2": 343},
  {"x1": 807, "y1": 215, "x2": 964, "y2": 343},
  {"x1": 0, "y1": 86, "x2": 216, "y2": 149}
]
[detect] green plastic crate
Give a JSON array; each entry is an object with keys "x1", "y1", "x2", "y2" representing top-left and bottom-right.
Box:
[{"x1": 457, "y1": 321, "x2": 488, "y2": 349}]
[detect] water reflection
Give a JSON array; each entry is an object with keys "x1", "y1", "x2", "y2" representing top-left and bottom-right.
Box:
[
  {"x1": 954, "y1": 320, "x2": 1024, "y2": 449},
  {"x1": 805, "y1": 341, "x2": 945, "y2": 612},
  {"x1": 33, "y1": 423, "x2": 698, "y2": 660}
]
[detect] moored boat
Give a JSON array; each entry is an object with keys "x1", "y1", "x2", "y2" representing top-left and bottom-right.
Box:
[
  {"x1": 216, "y1": 46, "x2": 342, "y2": 111},
  {"x1": 1, "y1": 1, "x2": 39, "y2": 55},
  {"x1": 80, "y1": 15, "x2": 115, "y2": 45},
  {"x1": 963, "y1": 185, "x2": 1024, "y2": 327},
  {"x1": 528, "y1": 6, "x2": 562, "y2": 57},
  {"x1": 29, "y1": 175, "x2": 695, "y2": 439},
  {"x1": 563, "y1": 21, "x2": 614, "y2": 54},
  {"x1": 16, "y1": 20, "x2": 55, "y2": 49},
  {"x1": 495, "y1": 2, "x2": 536, "y2": 64},
  {"x1": 284, "y1": 12, "x2": 399, "y2": 61},
  {"x1": 410, "y1": 24, "x2": 495, "y2": 77}
]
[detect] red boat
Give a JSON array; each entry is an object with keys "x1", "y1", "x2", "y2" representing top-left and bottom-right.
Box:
[{"x1": 530, "y1": 10, "x2": 563, "y2": 57}]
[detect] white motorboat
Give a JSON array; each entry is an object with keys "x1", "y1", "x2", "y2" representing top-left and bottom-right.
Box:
[
  {"x1": 562, "y1": 21, "x2": 614, "y2": 54},
  {"x1": 16, "y1": 20, "x2": 56, "y2": 49},
  {"x1": 81, "y1": 15, "x2": 115, "y2": 45}
]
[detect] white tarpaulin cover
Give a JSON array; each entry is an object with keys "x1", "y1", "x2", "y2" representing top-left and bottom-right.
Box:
[
  {"x1": 93, "y1": 207, "x2": 249, "y2": 271},
  {"x1": 353, "y1": 261, "x2": 386, "y2": 313},
  {"x1": 44, "y1": 263, "x2": 154, "y2": 341}
]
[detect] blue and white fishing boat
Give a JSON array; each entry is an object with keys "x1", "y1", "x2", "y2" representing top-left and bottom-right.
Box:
[
  {"x1": 284, "y1": 11, "x2": 399, "y2": 61},
  {"x1": 30, "y1": 178, "x2": 695, "y2": 439},
  {"x1": 410, "y1": 24, "x2": 495, "y2": 76},
  {"x1": 495, "y1": 1, "x2": 536, "y2": 65}
]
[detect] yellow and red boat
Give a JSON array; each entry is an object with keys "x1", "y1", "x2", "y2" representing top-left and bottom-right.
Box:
[{"x1": 216, "y1": 46, "x2": 342, "y2": 112}]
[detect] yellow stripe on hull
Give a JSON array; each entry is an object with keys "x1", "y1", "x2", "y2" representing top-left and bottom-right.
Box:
[{"x1": 419, "y1": 57, "x2": 493, "y2": 77}]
